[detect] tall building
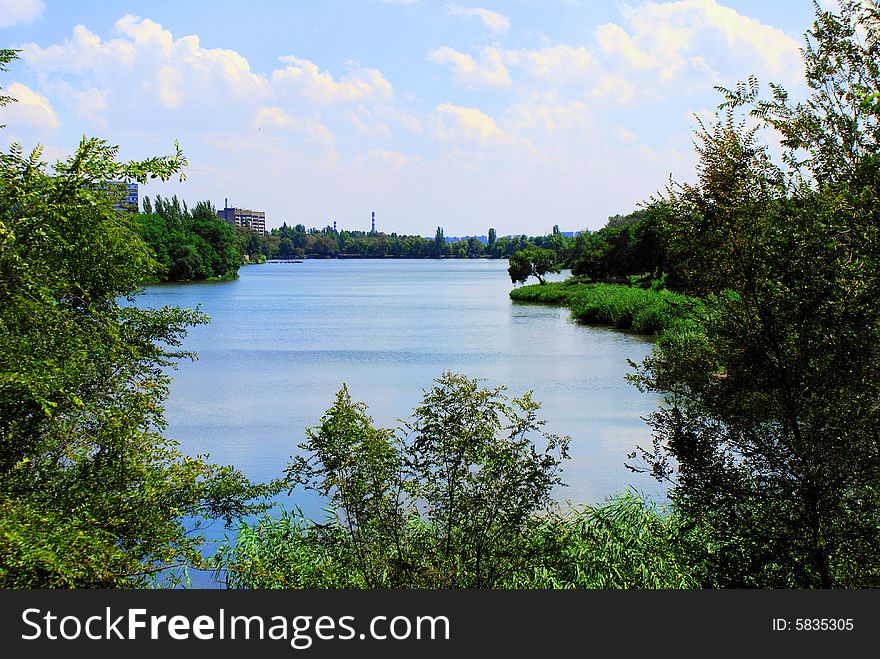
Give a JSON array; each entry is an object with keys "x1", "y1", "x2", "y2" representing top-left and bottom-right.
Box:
[
  {"x1": 103, "y1": 181, "x2": 138, "y2": 212},
  {"x1": 217, "y1": 201, "x2": 266, "y2": 235}
]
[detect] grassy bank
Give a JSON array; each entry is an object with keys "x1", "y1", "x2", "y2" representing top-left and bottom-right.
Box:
[
  {"x1": 218, "y1": 492, "x2": 696, "y2": 589},
  {"x1": 510, "y1": 280, "x2": 701, "y2": 335}
]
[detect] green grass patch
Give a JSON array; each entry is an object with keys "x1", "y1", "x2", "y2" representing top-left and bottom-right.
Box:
[{"x1": 510, "y1": 280, "x2": 702, "y2": 336}]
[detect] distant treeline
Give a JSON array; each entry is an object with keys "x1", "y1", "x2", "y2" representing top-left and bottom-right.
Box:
[
  {"x1": 136, "y1": 193, "x2": 665, "y2": 284},
  {"x1": 261, "y1": 223, "x2": 575, "y2": 262}
]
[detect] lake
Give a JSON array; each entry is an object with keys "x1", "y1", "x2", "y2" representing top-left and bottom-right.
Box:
[{"x1": 141, "y1": 259, "x2": 665, "y2": 535}]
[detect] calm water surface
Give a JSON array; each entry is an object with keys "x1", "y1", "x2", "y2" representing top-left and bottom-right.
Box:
[{"x1": 142, "y1": 259, "x2": 665, "y2": 520}]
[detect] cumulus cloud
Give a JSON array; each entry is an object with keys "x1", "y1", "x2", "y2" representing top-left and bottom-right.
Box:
[
  {"x1": 348, "y1": 106, "x2": 393, "y2": 139},
  {"x1": 273, "y1": 57, "x2": 393, "y2": 104},
  {"x1": 252, "y1": 106, "x2": 334, "y2": 142},
  {"x1": 508, "y1": 45, "x2": 594, "y2": 82},
  {"x1": 22, "y1": 23, "x2": 136, "y2": 73},
  {"x1": 446, "y1": 3, "x2": 511, "y2": 36},
  {"x1": 591, "y1": 75, "x2": 636, "y2": 104},
  {"x1": 0, "y1": 0, "x2": 44, "y2": 28},
  {"x1": 366, "y1": 148, "x2": 411, "y2": 170},
  {"x1": 249, "y1": 106, "x2": 339, "y2": 169},
  {"x1": 427, "y1": 45, "x2": 511, "y2": 88},
  {"x1": 21, "y1": 15, "x2": 267, "y2": 112},
  {"x1": 18, "y1": 14, "x2": 396, "y2": 142},
  {"x1": 597, "y1": 0, "x2": 802, "y2": 85},
  {"x1": 0, "y1": 82, "x2": 58, "y2": 130},
  {"x1": 434, "y1": 103, "x2": 508, "y2": 146},
  {"x1": 505, "y1": 98, "x2": 593, "y2": 133},
  {"x1": 72, "y1": 86, "x2": 108, "y2": 125},
  {"x1": 595, "y1": 23, "x2": 658, "y2": 72}
]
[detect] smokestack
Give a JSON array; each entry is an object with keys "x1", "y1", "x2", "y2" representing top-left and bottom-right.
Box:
[
  {"x1": 333, "y1": 220, "x2": 337, "y2": 232},
  {"x1": 371, "y1": 211, "x2": 375, "y2": 233}
]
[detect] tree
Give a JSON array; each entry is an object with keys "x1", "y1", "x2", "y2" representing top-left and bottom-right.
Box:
[
  {"x1": 433, "y1": 226, "x2": 446, "y2": 257},
  {"x1": 508, "y1": 246, "x2": 559, "y2": 285},
  {"x1": 224, "y1": 373, "x2": 570, "y2": 588},
  {"x1": 631, "y1": 0, "x2": 880, "y2": 587},
  {"x1": 0, "y1": 54, "x2": 270, "y2": 586},
  {"x1": 0, "y1": 50, "x2": 16, "y2": 128},
  {"x1": 488, "y1": 227, "x2": 497, "y2": 250},
  {"x1": 136, "y1": 197, "x2": 242, "y2": 281}
]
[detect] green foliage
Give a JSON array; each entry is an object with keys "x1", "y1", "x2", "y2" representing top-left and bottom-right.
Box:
[
  {"x1": 630, "y1": 0, "x2": 880, "y2": 587},
  {"x1": 220, "y1": 491, "x2": 698, "y2": 590},
  {"x1": 518, "y1": 493, "x2": 697, "y2": 589},
  {"x1": 259, "y1": 222, "x2": 574, "y2": 261},
  {"x1": 570, "y1": 208, "x2": 664, "y2": 283},
  {"x1": 217, "y1": 509, "x2": 370, "y2": 589},
  {"x1": 0, "y1": 50, "x2": 19, "y2": 126},
  {"x1": 219, "y1": 372, "x2": 571, "y2": 589},
  {"x1": 137, "y1": 196, "x2": 242, "y2": 281},
  {"x1": 508, "y1": 246, "x2": 560, "y2": 285},
  {"x1": 0, "y1": 107, "x2": 272, "y2": 585},
  {"x1": 510, "y1": 281, "x2": 701, "y2": 335}
]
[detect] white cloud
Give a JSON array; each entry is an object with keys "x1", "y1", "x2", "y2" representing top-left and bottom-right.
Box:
[
  {"x1": 19, "y1": 14, "x2": 397, "y2": 144},
  {"x1": 21, "y1": 16, "x2": 267, "y2": 110},
  {"x1": 595, "y1": 23, "x2": 658, "y2": 72},
  {"x1": 505, "y1": 99, "x2": 593, "y2": 133},
  {"x1": 591, "y1": 75, "x2": 636, "y2": 104},
  {"x1": 158, "y1": 65, "x2": 184, "y2": 109},
  {"x1": 509, "y1": 45, "x2": 594, "y2": 82},
  {"x1": 273, "y1": 56, "x2": 393, "y2": 104},
  {"x1": 72, "y1": 86, "x2": 108, "y2": 125},
  {"x1": 429, "y1": 43, "x2": 595, "y2": 91},
  {"x1": 434, "y1": 103, "x2": 508, "y2": 146},
  {"x1": 21, "y1": 24, "x2": 136, "y2": 73},
  {"x1": 0, "y1": 0, "x2": 44, "y2": 28},
  {"x1": 366, "y1": 148, "x2": 411, "y2": 170},
  {"x1": 349, "y1": 106, "x2": 393, "y2": 139},
  {"x1": 0, "y1": 82, "x2": 58, "y2": 130},
  {"x1": 615, "y1": 126, "x2": 638, "y2": 143},
  {"x1": 389, "y1": 108, "x2": 423, "y2": 133},
  {"x1": 598, "y1": 0, "x2": 803, "y2": 85},
  {"x1": 252, "y1": 106, "x2": 335, "y2": 144},
  {"x1": 447, "y1": 3, "x2": 510, "y2": 36},
  {"x1": 249, "y1": 107, "x2": 339, "y2": 169},
  {"x1": 427, "y1": 46, "x2": 511, "y2": 88}
]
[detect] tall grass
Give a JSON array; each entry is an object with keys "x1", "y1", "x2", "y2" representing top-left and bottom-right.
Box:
[
  {"x1": 515, "y1": 492, "x2": 697, "y2": 589},
  {"x1": 215, "y1": 493, "x2": 697, "y2": 589},
  {"x1": 510, "y1": 281, "x2": 702, "y2": 336}
]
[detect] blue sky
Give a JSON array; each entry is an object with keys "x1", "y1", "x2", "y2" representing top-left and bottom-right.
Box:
[{"x1": 1, "y1": 0, "x2": 826, "y2": 236}]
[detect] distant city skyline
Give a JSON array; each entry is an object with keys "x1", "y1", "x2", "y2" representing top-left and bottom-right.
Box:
[{"x1": 0, "y1": 0, "x2": 827, "y2": 235}]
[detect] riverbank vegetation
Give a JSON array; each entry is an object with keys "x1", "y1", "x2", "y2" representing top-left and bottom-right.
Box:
[
  {"x1": 510, "y1": 281, "x2": 700, "y2": 336},
  {"x1": 216, "y1": 374, "x2": 695, "y2": 590}
]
